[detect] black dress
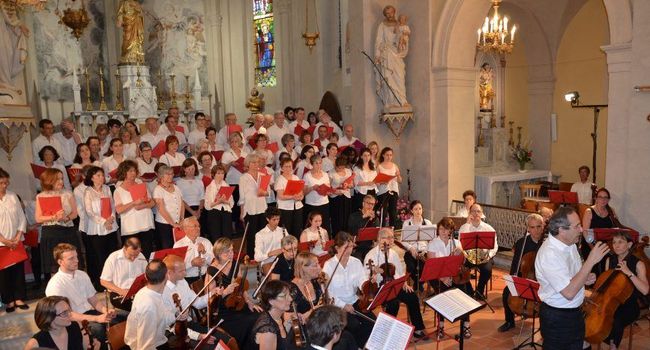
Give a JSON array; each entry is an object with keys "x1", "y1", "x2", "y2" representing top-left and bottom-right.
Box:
[
  {"x1": 272, "y1": 255, "x2": 295, "y2": 282},
  {"x1": 245, "y1": 311, "x2": 290, "y2": 350},
  {"x1": 32, "y1": 322, "x2": 84, "y2": 350},
  {"x1": 600, "y1": 254, "x2": 642, "y2": 346}
]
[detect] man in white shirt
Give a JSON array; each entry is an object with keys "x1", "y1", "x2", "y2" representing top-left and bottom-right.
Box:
[
  {"x1": 32, "y1": 119, "x2": 63, "y2": 162},
  {"x1": 337, "y1": 124, "x2": 360, "y2": 148},
  {"x1": 535, "y1": 206, "x2": 609, "y2": 349},
  {"x1": 217, "y1": 112, "x2": 239, "y2": 149},
  {"x1": 244, "y1": 113, "x2": 265, "y2": 143},
  {"x1": 314, "y1": 125, "x2": 331, "y2": 152},
  {"x1": 173, "y1": 217, "x2": 214, "y2": 284},
  {"x1": 162, "y1": 115, "x2": 188, "y2": 146},
  {"x1": 140, "y1": 116, "x2": 167, "y2": 150},
  {"x1": 570, "y1": 165, "x2": 595, "y2": 205},
  {"x1": 254, "y1": 207, "x2": 285, "y2": 268},
  {"x1": 100, "y1": 237, "x2": 148, "y2": 311},
  {"x1": 125, "y1": 259, "x2": 179, "y2": 350},
  {"x1": 188, "y1": 112, "x2": 208, "y2": 151},
  {"x1": 312, "y1": 109, "x2": 342, "y2": 140},
  {"x1": 167, "y1": 107, "x2": 189, "y2": 137},
  {"x1": 46, "y1": 243, "x2": 116, "y2": 343},
  {"x1": 266, "y1": 111, "x2": 290, "y2": 144},
  {"x1": 53, "y1": 119, "x2": 81, "y2": 166},
  {"x1": 288, "y1": 107, "x2": 310, "y2": 139},
  {"x1": 458, "y1": 203, "x2": 498, "y2": 298}
]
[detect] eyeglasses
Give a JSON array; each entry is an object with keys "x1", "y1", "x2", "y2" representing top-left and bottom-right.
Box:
[
  {"x1": 363, "y1": 201, "x2": 376, "y2": 206},
  {"x1": 56, "y1": 309, "x2": 72, "y2": 318},
  {"x1": 596, "y1": 196, "x2": 610, "y2": 200}
]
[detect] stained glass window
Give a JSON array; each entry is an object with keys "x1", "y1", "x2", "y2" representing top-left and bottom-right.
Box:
[{"x1": 253, "y1": 0, "x2": 276, "y2": 87}]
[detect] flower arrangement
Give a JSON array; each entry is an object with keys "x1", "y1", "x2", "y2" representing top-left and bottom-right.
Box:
[
  {"x1": 511, "y1": 143, "x2": 532, "y2": 170},
  {"x1": 396, "y1": 196, "x2": 411, "y2": 229}
]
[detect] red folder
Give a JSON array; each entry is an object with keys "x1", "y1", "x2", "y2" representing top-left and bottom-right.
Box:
[
  {"x1": 171, "y1": 166, "x2": 182, "y2": 177},
  {"x1": 127, "y1": 183, "x2": 149, "y2": 202},
  {"x1": 337, "y1": 146, "x2": 348, "y2": 155},
  {"x1": 231, "y1": 157, "x2": 245, "y2": 173},
  {"x1": 298, "y1": 240, "x2": 317, "y2": 252},
  {"x1": 108, "y1": 168, "x2": 118, "y2": 179},
  {"x1": 0, "y1": 242, "x2": 29, "y2": 270},
  {"x1": 460, "y1": 231, "x2": 496, "y2": 250},
  {"x1": 323, "y1": 239, "x2": 335, "y2": 251},
  {"x1": 352, "y1": 140, "x2": 365, "y2": 152},
  {"x1": 173, "y1": 227, "x2": 186, "y2": 242},
  {"x1": 307, "y1": 125, "x2": 317, "y2": 135},
  {"x1": 548, "y1": 190, "x2": 579, "y2": 204},
  {"x1": 325, "y1": 126, "x2": 334, "y2": 137},
  {"x1": 227, "y1": 124, "x2": 243, "y2": 135},
  {"x1": 315, "y1": 184, "x2": 335, "y2": 196},
  {"x1": 419, "y1": 255, "x2": 465, "y2": 283},
  {"x1": 267, "y1": 142, "x2": 279, "y2": 154},
  {"x1": 175, "y1": 125, "x2": 185, "y2": 133},
  {"x1": 509, "y1": 276, "x2": 540, "y2": 301},
  {"x1": 66, "y1": 167, "x2": 81, "y2": 182},
  {"x1": 339, "y1": 174, "x2": 355, "y2": 189},
  {"x1": 122, "y1": 273, "x2": 147, "y2": 302},
  {"x1": 247, "y1": 135, "x2": 258, "y2": 150},
  {"x1": 258, "y1": 174, "x2": 272, "y2": 191},
  {"x1": 373, "y1": 172, "x2": 396, "y2": 184},
  {"x1": 294, "y1": 124, "x2": 305, "y2": 136},
  {"x1": 24, "y1": 229, "x2": 39, "y2": 247},
  {"x1": 593, "y1": 228, "x2": 639, "y2": 243},
  {"x1": 211, "y1": 150, "x2": 224, "y2": 162},
  {"x1": 150, "y1": 246, "x2": 188, "y2": 261},
  {"x1": 201, "y1": 175, "x2": 212, "y2": 188},
  {"x1": 140, "y1": 173, "x2": 156, "y2": 182},
  {"x1": 30, "y1": 163, "x2": 48, "y2": 179},
  {"x1": 100, "y1": 197, "x2": 112, "y2": 219},
  {"x1": 366, "y1": 274, "x2": 409, "y2": 311},
  {"x1": 152, "y1": 140, "x2": 166, "y2": 158},
  {"x1": 38, "y1": 196, "x2": 63, "y2": 216},
  {"x1": 318, "y1": 253, "x2": 331, "y2": 267},
  {"x1": 357, "y1": 227, "x2": 380, "y2": 242},
  {"x1": 283, "y1": 180, "x2": 304, "y2": 196},
  {"x1": 216, "y1": 186, "x2": 235, "y2": 200}
]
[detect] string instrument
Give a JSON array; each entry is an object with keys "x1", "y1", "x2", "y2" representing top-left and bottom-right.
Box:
[
  {"x1": 317, "y1": 272, "x2": 333, "y2": 306},
  {"x1": 583, "y1": 256, "x2": 635, "y2": 344},
  {"x1": 358, "y1": 259, "x2": 379, "y2": 311},
  {"x1": 291, "y1": 301, "x2": 307, "y2": 347},
  {"x1": 393, "y1": 240, "x2": 426, "y2": 261},
  {"x1": 507, "y1": 238, "x2": 539, "y2": 317},
  {"x1": 107, "y1": 321, "x2": 126, "y2": 350},
  {"x1": 80, "y1": 320, "x2": 94, "y2": 350},
  {"x1": 224, "y1": 256, "x2": 250, "y2": 311},
  {"x1": 172, "y1": 293, "x2": 189, "y2": 350},
  {"x1": 379, "y1": 242, "x2": 395, "y2": 284},
  {"x1": 632, "y1": 236, "x2": 650, "y2": 287},
  {"x1": 104, "y1": 290, "x2": 112, "y2": 350},
  {"x1": 451, "y1": 235, "x2": 471, "y2": 285}
]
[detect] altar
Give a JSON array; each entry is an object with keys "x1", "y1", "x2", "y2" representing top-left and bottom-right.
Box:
[{"x1": 475, "y1": 169, "x2": 553, "y2": 207}]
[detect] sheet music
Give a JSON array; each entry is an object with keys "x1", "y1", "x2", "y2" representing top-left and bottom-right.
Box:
[
  {"x1": 503, "y1": 275, "x2": 519, "y2": 296},
  {"x1": 365, "y1": 312, "x2": 414, "y2": 350},
  {"x1": 425, "y1": 288, "x2": 482, "y2": 322}
]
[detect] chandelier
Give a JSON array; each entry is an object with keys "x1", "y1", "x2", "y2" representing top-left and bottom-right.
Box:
[{"x1": 476, "y1": 0, "x2": 517, "y2": 55}]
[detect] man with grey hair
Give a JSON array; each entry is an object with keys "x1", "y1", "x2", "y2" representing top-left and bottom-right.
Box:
[
  {"x1": 266, "y1": 111, "x2": 289, "y2": 144},
  {"x1": 534, "y1": 206, "x2": 609, "y2": 349},
  {"x1": 244, "y1": 113, "x2": 265, "y2": 142},
  {"x1": 172, "y1": 216, "x2": 214, "y2": 285},
  {"x1": 53, "y1": 119, "x2": 82, "y2": 166},
  {"x1": 498, "y1": 213, "x2": 545, "y2": 332},
  {"x1": 217, "y1": 112, "x2": 239, "y2": 149}
]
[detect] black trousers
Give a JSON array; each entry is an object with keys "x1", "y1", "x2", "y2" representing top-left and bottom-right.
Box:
[
  {"x1": 303, "y1": 203, "x2": 332, "y2": 235},
  {"x1": 244, "y1": 213, "x2": 266, "y2": 259},
  {"x1": 466, "y1": 258, "x2": 493, "y2": 297},
  {"x1": 125, "y1": 229, "x2": 154, "y2": 259},
  {"x1": 0, "y1": 261, "x2": 26, "y2": 304},
  {"x1": 279, "y1": 207, "x2": 304, "y2": 239},
  {"x1": 403, "y1": 251, "x2": 425, "y2": 289},
  {"x1": 205, "y1": 208, "x2": 234, "y2": 240},
  {"x1": 384, "y1": 289, "x2": 426, "y2": 331},
  {"x1": 330, "y1": 195, "x2": 351, "y2": 235},
  {"x1": 502, "y1": 287, "x2": 516, "y2": 323},
  {"x1": 86, "y1": 232, "x2": 119, "y2": 288},
  {"x1": 154, "y1": 222, "x2": 174, "y2": 250},
  {"x1": 539, "y1": 303, "x2": 584, "y2": 350},
  {"x1": 605, "y1": 298, "x2": 639, "y2": 347},
  {"x1": 377, "y1": 191, "x2": 398, "y2": 228},
  {"x1": 29, "y1": 245, "x2": 42, "y2": 285}
]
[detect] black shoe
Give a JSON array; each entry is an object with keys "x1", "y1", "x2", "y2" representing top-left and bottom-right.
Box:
[
  {"x1": 413, "y1": 330, "x2": 428, "y2": 340},
  {"x1": 5, "y1": 306, "x2": 15, "y2": 313},
  {"x1": 498, "y1": 321, "x2": 515, "y2": 332},
  {"x1": 16, "y1": 303, "x2": 29, "y2": 310}
]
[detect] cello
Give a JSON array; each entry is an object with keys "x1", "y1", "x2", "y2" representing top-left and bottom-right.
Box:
[
  {"x1": 507, "y1": 234, "x2": 539, "y2": 317},
  {"x1": 358, "y1": 259, "x2": 379, "y2": 310}
]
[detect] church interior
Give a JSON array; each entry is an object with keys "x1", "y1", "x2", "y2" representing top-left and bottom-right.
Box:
[{"x1": 1, "y1": 0, "x2": 649, "y2": 349}]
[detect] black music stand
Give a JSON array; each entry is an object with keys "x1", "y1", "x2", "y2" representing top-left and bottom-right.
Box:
[
  {"x1": 401, "y1": 224, "x2": 437, "y2": 294},
  {"x1": 425, "y1": 288, "x2": 486, "y2": 350},
  {"x1": 459, "y1": 231, "x2": 496, "y2": 312},
  {"x1": 504, "y1": 275, "x2": 542, "y2": 349}
]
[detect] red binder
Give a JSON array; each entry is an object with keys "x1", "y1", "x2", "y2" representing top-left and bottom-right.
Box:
[
  {"x1": 175, "y1": 125, "x2": 185, "y2": 133},
  {"x1": 227, "y1": 124, "x2": 243, "y2": 135},
  {"x1": 294, "y1": 124, "x2": 305, "y2": 136},
  {"x1": 339, "y1": 174, "x2": 355, "y2": 189},
  {"x1": 38, "y1": 196, "x2": 63, "y2": 216},
  {"x1": 30, "y1": 163, "x2": 48, "y2": 179},
  {"x1": 372, "y1": 172, "x2": 396, "y2": 184},
  {"x1": 211, "y1": 150, "x2": 224, "y2": 162},
  {"x1": 267, "y1": 142, "x2": 279, "y2": 154},
  {"x1": 66, "y1": 167, "x2": 81, "y2": 182},
  {"x1": 216, "y1": 186, "x2": 235, "y2": 201},
  {"x1": 140, "y1": 173, "x2": 156, "y2": 182},
  {"x1": 258, "y1": 174, "x2": 272, "y2": 191},
  {"x1": 325, "y1": 126, "x2": 334, "y2": 137},
  {"x1": 283, "y1": 180, "x2": 304, "y2": 196},
  {"x1": 100, "y1": 197, "x2": 112, "y2": 219},
  {"x1": 298, "y1": 240, "x2": 317, "y2": 252},
  {"x1": 23, "y1": 229, "x2": 39, "y2": 247},
  {"x1": 108, "y1": 168, "x2": 118, "y2": 180},
  {"x1": 127, "y1": 183, "x2": 148, "y2": 202},
  {"x1": 231, "y1": 157, "x2": 245, "y2": 173},
  {"x1": 201, "y1": 175, "x2": 212, "y2": 188},
  {"x1": 307, "y1": 125, "x2": 317, "y2": 135},
  {"x1": 152, "y1": 140, "x2": 166, "y2": 158},
  {"x1": 337, "y1": 146, "x2": 348, "y2": 155},
  {"x1": 150, "y1": 246, "x2": 188, "y2": 261},
  {"x1": 0, "y1": 242, "x2": 29, "y2": 270},
  {"x1": 171, "y1": 166, "x2": 182, "y2": 177},
  {"x1": 121, "y1": 273, "x2": 147, "y2": 302},
  {"x1": 315, "y1": 184, "x2": 336, "y2": 196},
  {"x1": 357, "y1": 227, "x2": 380, "y2": 242},
  {"x1": 173, "y1": 227, "x2": 186, "y2": 242}
]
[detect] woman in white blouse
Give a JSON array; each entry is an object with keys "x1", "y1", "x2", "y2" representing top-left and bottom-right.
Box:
[
  {"x1": 251, "y1": 133, "x2": 274, "y2": 167},
  {"x1": 113, "y1": 160, "x2": 156, "y2": 257},
  {"x1": 82, "y1": 166, "x2": 119, "y2": 286},
  {"x1": 352, "y1": 148, "x2": 377, "y2": 212},
  {"x1": 153, "y1": 165, "x2": 184, "y2": 250},
  {"x1": 0, "y1": 168, "x2": 29, "y2": 312},
  {"x1": 176, "y1": 158, "x2": 205, "y2": 222},
  {"x1": 124, "y1": 120, "x2": 141, "y2": 146},
  {"x1": 376, "y1": 147, "x2": 402, "y2": 228},
  {"x1": 204, "y1": 164, "x2": 234, "y2": 240},
  {"x1": 36, "y1": 146, "x2": 71, "y2": 191},
  {"x1": 101, "y1": 138, "x2": 126, "y2": 184},
  {"x1": 70, "y1": 143, "x2": 101, "y2": 188},
  {"x1": 135, "y1": 141, "x2": 159, "y2": 194},
  {"x1": 295, "y1": 145, "x2": 315, "y2": 179},
  {"x1": 401, "y1": 200, "x2": 434, "y2": 288},
  {"x1": 303, "y1": 155, "x2": 332, "y2": 234},
  {"x1": 278, "y1": 133, "x2": 299, "y2": 163},
  {"x1": 300, "y1": 211, "x2": 330, "y2": 257},
  {"x1": 321, "y1": 143, "x2": 338, "y2": 174},
  {"x1": 222, "y1": 132, "x2": 248, "y2": 228},
  {"x1": 329, "y1": 157, "x2": 353, "y2": 235},
  {"x1": 35, "y1": 168, "x2": 81, "y2": 276},
  {"x1": 192, "y1": 139, "x2": 217, "y2": 169},
  {"x1": 158, "y1": 135, "x2": 186, "y2": 167},
  {"x1": 238, "y1": 153, "x2": 268, "y2": 258},
  {"x1": 120, "y1": 127, "x2": 138, "y2": 160},
  {"x1": 274, "y1": 158, "x2": 304, "y2": 237}
]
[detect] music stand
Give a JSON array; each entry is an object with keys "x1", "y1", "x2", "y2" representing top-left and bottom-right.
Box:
[
  {"x1": 401, "y1": 225, "x2": 437, "y2": 295},
  {"x1": 548, "y1": 190, "x2": 579, "y2": 206},
  {"x1": 366, "y1": 274, "x2": 409, "y2": 311},
  {"x1": 504, "y1": 275, "x2": 542, "y2": 349},
  {"x1": 459, "y1": 231, "x2": 496, "y2": 312},
  {"x1": 425, "y1": 288, "x2": 486, "y2": 350},
  {"x1": 593, "y1": 228, "x2": 638, "y2": 243}
]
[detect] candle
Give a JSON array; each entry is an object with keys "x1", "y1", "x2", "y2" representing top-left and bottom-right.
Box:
[
  {"x1": 498, "y1": 20, "x2": 502, "y2": 32},
  {"x1": 503, "y1": 17, "x2": 508, "y2": 32},
  {"x1": 511, "y1": 25, "x2": 517, "y2": 42},
  {"x1": 477, "y1": 29, "x2": 481, "y2": 43},
  {"x1": 483, "y1": 17, "x2": 489, "y2": 33}
]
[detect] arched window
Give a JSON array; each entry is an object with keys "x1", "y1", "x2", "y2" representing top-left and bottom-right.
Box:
[{"x1": 253, "y1": 0, "x2": 276, "y2": 87}]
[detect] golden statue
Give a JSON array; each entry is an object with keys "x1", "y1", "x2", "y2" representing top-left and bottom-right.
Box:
[
  {"x1": 117, "y1": 0, "x2": 144, "y2": 65},
  {"x1": 479, "y1": 62, "x2": 495, "y2": 111},
  {"x1": 245, "y1": 87, "x2": 264, "y2": 113}
]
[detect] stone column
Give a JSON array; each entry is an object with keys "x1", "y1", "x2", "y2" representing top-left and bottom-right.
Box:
[
  {"x1": 204, "y1": 0, "x2": 224, "y2": 124},
  {"x1": 275, "y1": 0, "x2": 294, "y2": 106}
]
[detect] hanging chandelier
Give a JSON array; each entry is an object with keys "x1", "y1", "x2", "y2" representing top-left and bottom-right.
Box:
[{"x1": 476, "y1": 0, "x2": 517, "y2": 55}]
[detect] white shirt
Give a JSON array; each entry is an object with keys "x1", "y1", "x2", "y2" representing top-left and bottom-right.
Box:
[
  {"x1": 353, "y1": 167, "x2": 378, "y2": 195},
  {"x1": 84, "y1": 185, "x2": 118, "y2": 236},
  {"x1": 0, "y1": 191, "x2": 27, "y2": 245},
  {"x1": 274, "y1": 174, "x2": 304, "y2": 210},
  {"x1": 153, "y1": 184, "x2": 183, "y2": 225},
  {"x1": 173, "y1": 236, "x2": 214, "y2": 278},
  {"x1": 125, "y1": 287, "x2": 176, "y2": 350},
  {"x1": 100, "y1": 249, "x2": 147, "y2": 290},
  {"x1": 101, "y1": 155, "x2": 124, "y2": 182},
  {"x1": 221, "y1": 149, "x2": 248, "y2": 185},
  {"x1": 45, "y1": 269, "x2": 96, "y2": 314},
  {"x1": 322, "y1": 157, "x2": 335, "y2": 174},
  {"x1": 266, "y1": 124, "x2": 290, "y2": 144},
  {"x1": 123, "y1": 143, "x2": 138, "y2": 160},
  {"x1": 188, "y1": 129, "x2": 207, "y2": 146},
  {"x1": 216, "y1": 125, "x2": 231, "y2": 150},
  {"x1": 243, "y1": 126, "x2": 261, "y2": 141},
  {"x1": 535, "y1": 234, "x2": 584, "y2": 308},
  {"x1": 570, "y1": 181, "x2": 593, "y2": 205},
  {"x1": 304, "y1": 171, "x2": 330, "y2": 206},
  {"x1": 239, "y1": 173, "x2": 268, "y2": 216},
  {"x1": 458, "y1": 221, "x2": 499, "y2": 258},
  {"x1": 323, "y1": 256, "x2": 365, "y2": 308},
  {"x1": 254, "y1": 225, "x2": 285, "y2": 264},
  {"x1": 73, "y1": 184, "x2": 89, "y2": 233},
  {"x1": 140, "y1": 132, "x2": 167, "y2": 151},
  {"x1": 53, "y1": 132, "x2": 78, "y2": 166},
  {"x1": 363, "y1": 246, "x2": 405, "y2": 285},
  {"x1": 113, "y1": 182, "x2": 155, "y2": 235},
  {"x1": 137, "y1": 158, "x2": 158, "y2": 176},
  {"x1": 427, "y1": 237, "x2": 461, "y2": 258},
  {"x1": 288, "y1": 120, "x2": 310, "y2": 139},
  {"x1": 204, "y1": 180, "x2": 234, "y2": 211},
  {"x1": 312, "y1": 121, "x2": 342, "y2": 140},
  {"x1": 337, "y1": 136, "x2": 360, "y2": 148},
  {"x1": 376, "y1": 163, "x2": 400, "y2": 195},
  {"x1": 328, "y1": 169, "x2": 353, "y2": 199},
  {"x1": 161, "y1": 279, "x2": 208, "y2": 341},
  {"x1": 32, "y1": 134, "x2": 63, "y2": 163},
  {"x1": 401, "y1": 218, "x2": 434, "y2": 252},
  {"x1": 160, "y1": 127, "x2": 188, "y2": 146},
  {"x1": 158, "y1": 152, "x2": 186, "y2": 167},
  {"x1": 175, "y1": 178, "x2": 205, "y2": 207}
]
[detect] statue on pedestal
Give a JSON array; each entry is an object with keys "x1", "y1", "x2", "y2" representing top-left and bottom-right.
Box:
[
  {"x1": 374, "y1": 5, "x2": 410, "y2": 110},
  {"x1": 117, "y1": 0, "x2": 145, "y2": 65},
  {"x1": 479, "y1": 63, "x2": 494, "y2": 111},
  {"x1": 245, "y1": 87, "x2": 264, "y2": 114},
  {"x1": 0, "y1": 0, "x2": 29, "y2": 103}
]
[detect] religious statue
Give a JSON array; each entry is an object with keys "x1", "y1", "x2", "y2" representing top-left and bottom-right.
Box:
[
  {"x1": 117, "y1": 0, "x2": 145, "y2": 65},
  {"x1": 245, "y1": 87, "x2": 264, "y2": 113},
  {"x1": 374, "y1": 5, "x2": 409, "y2": 110},
  {"x1": 479, "y1": 62, "x2": 495, "y2": 111},
  {"x1": 0, "y1": 0, "x2": 30, "y2": 103}
]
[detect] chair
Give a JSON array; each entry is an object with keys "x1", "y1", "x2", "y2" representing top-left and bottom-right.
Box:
[{"x1": 519, "y1": 184, "x2": 542, "y2": 200}]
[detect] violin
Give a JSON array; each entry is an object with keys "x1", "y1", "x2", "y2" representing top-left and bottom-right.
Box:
[
  {"x1": 632, "y1": 236, "x2": 650, "y2": 285},
  {"x1": 358, "y1": 259, "x2": 379, "y2": 311},
  {"x1": 172, "y1": 293, "x2": 189, "y2": 350},
  {"x1": 450, "y1": 235, "x2": 471, "y2": 285},
  {"x1": 379, "y1": 242, "x2": 396, "y2": 284},
  {"x1": 317, "y1": 272, "x2": 333, "y2": 306},
  {"x1": 224, "y1": 256, "x2": 251, "y2": 311},
  {"x1": 507, "y1": 251, "x2": 539, "y2": 317},
  {"x1": 291, "y1": 301, "x2": 307, "y2": 347},
  {"x1": 81, "y1": 320, "x2": 94, "y2": 350},
  {"x1": 583, "y1": 255, "x2": 635, "y2": 344},
  {"x1": 201, "y1": 271, "x2": 224, "y2": 326}
]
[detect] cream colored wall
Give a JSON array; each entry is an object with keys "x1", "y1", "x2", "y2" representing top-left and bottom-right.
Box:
[
  {"x1": 551, "y1": 0, "x2": 609, "y2": 186},
  {"x1": 504, "y1": 40, "x2": 530, "y2": 144}
]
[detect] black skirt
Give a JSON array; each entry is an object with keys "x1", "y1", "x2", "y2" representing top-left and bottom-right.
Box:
[{"x1": 40, "y1": 225, "x2": 83, "y2": 274}]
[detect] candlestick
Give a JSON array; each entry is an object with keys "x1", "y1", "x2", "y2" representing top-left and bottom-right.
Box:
[
  {"x1": 135, "y1": 67, "x2": 143, "y2": 88},
  {"x1": 114, "y1": 71, "x2": 124, "y2": 111},
  {"x1": 517, "y1": 126, "x2": 522, "y2": 146},
  {"x1": 490, "y1": 113, "x2": 497, "y2": 128},
  {"x1": 184, "y1": 75, "x2": 192, "y2": 110},
  {"x1": 170, "y1": 73, "x2": 178, "y2": 108},
  {"x1": 83, "y1": 67, "x2": 93, "y2": 111},
  {"x1": 98, "y1": 67, "x2": 108, "y2": 111}
]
